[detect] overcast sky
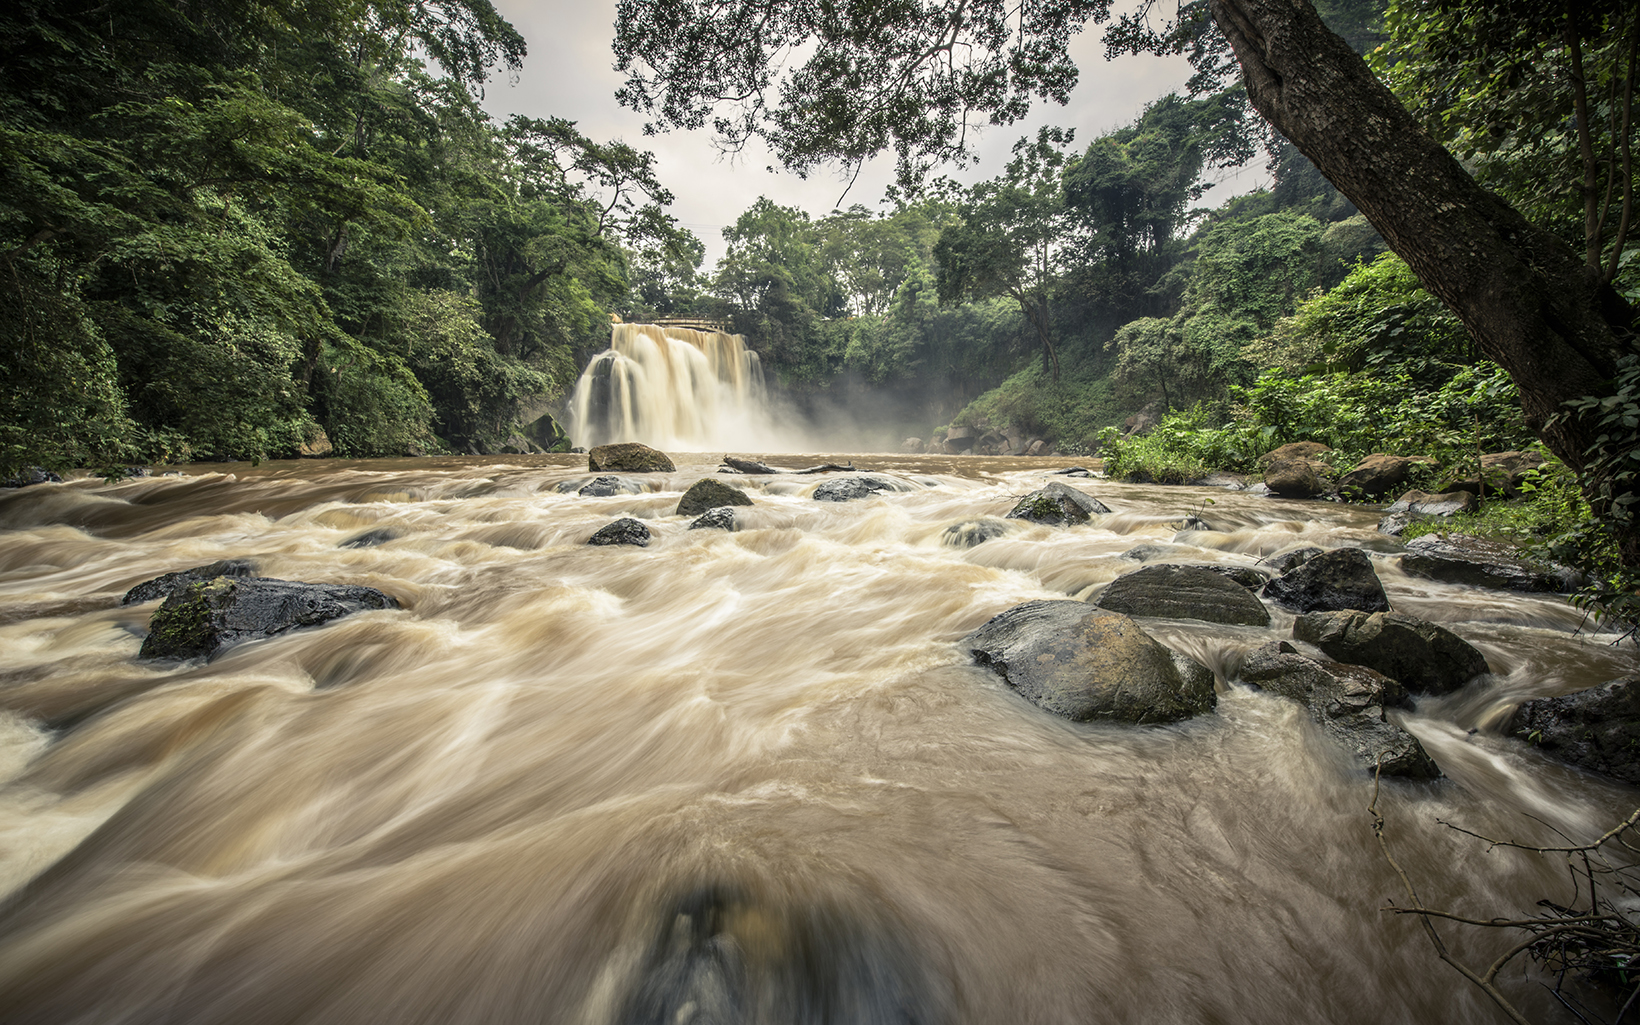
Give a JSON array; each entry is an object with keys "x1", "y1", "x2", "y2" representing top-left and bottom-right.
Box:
[{"x1": 482, "y1": 1, "x2": 1270, "y2": 268}]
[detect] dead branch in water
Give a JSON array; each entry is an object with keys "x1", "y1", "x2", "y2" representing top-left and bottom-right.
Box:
[{"x1": 1371, "y1": 768, "x2": 1640, "y2": 1023}]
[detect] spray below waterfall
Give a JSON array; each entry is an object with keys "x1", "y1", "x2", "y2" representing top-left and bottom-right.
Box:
[{"x1": 567, "y1": 323, "x2": 774, "y2": 450}]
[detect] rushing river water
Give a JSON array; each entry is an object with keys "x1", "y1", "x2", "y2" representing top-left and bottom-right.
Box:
[{"x1": 0, "y1": 453, "x2": 1635, "y2": 1025}]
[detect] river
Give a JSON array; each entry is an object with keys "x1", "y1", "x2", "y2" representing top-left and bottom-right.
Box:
[{"x1": 0, "y1": 453, "x2": 1634, "y2": 1024}]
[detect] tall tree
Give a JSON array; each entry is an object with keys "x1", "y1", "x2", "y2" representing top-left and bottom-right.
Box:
[{"x1": 612, "y1": 0, "x2": 1640, "y2": 563}]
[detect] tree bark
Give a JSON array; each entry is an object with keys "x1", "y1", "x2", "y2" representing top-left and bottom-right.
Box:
[{"x1": 1208, "y1": 0, "x2": 1638, "y2": 559}]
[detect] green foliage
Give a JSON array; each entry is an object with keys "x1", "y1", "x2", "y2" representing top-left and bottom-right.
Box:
[{"x1": 314, "y1": 339, "x2": 436, "y2": 457}]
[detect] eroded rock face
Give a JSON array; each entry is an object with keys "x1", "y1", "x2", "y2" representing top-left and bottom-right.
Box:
[
  {"x1": 965, "y1": 600, "x2": 1215, "y2": 724},
  {"x1": 123, "y1": 559, "x2": 257, "y2": 605},
  {"x1": 140, "y1": 577, "x2": 397, "y2": 661},
  {"x1": 677, "y1": 478, "x2": 753, "y2": 517},
  {"x1": 588, "y1": 443, "x2": 675, "y2": 473},
  {"x1": 1005, "y1": 482, "x2": 1111, "y2": 524},
  {"x1": 1399, "y1": 533, "x2": 1576, "y2": 593},
  {"x1": 1239, "y1": 641, "x2": 1439, "y2": 778},
  {"x1": 1095, "y1": 564, "x2": 1271, "y2": 627},
  {"x1": 1293, "y1": 610, "x2": 1490, "y2": 695},
  {"x1": 589, "y1": 518, "x2": 651, "y2": 547},
  {"x1": 1508, "y1": 677, "x2": 1640, "y2": 785},
  {"x1": 1262, "y1": 548, "x2": 1390, "y2": 613},
  {"x1": 813, "y1": 477, "x2": 893, "y2": 502}
]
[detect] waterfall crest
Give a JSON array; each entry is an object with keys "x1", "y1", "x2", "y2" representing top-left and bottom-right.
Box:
[{"x1": 567, "y1": 324, "x2": 772, "y2": 450}]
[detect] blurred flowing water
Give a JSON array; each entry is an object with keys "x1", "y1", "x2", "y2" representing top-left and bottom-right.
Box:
[{"x1": 0, "y1": 453, "x2": 1634, "y2": 1025}]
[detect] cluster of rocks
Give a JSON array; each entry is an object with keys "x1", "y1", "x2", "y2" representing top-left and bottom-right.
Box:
[
  {"x1": 908, "y1": 425, "x2": 1054, "y2": 456},
  {"x1": 967, "y1": 545, "x2": 1500, "y2": 777}
]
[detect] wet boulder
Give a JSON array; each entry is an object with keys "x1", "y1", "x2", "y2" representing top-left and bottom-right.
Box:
[
  {"x1": 688, "y1": 507, "x2": 738, "y2": 531},
  {"x1": 2, "y1": 467, "x2": 64, "y2": 488},
  {"x1": 1259, "y1": 441, "x2": 1331, "y2": 466},
  {"x1": 1264, "y1": 457, "x2": 1333, "y2": 499},
  {"x1": 139, "y1": 577, "x2": 397, "y2": 661},
  {"x1": 1121, "y1": 543, "x2": 1195, "y2": 563},
  {"x1": 941, "y1": 519, "x2": 1010, "y2": 548},
  {"x1": 1095, "y1": 564, "x2": 1271, "y2": 627},
  {"x1": 965, "y1": 599, "x2": 1216, "y2": 724},
  {"x1": 1261, "y1": 547, "x2": 1323, "y2": 575},
  {"x1": 589, "y1": 518, "x2": 651, "y2": 546},
  {"x1": 1384, "y1": 489, "x2": 1478, "y2": 518},
  {"x1": 812, "y1": 477, "x2": 893, "y2": 502},
  {"x1": 1293, "y1": 610, "x2": 1490, "y2": 695},
  {"x1": 1199, "y1": 564, "x2": 1274, "y2": 591},
  {"x1": 1336, "y1": 454, "x2": 1437, "y2": 500},
  {"x1": 1262, "y1": 547, "x2": 1390, "y2": 613},
  {"x1": 122, "y1": 559, "x2": 257, "y2": 605},
  {"x1": 579, "y1": 475, "x2": 640, "y2": 497},
  {"x1": 1508, "y1": 677, "x2": 1640, "y2": 785},
  {"x1": 677, "y1": 478, "x2": 754, "y2": 517},
  {"x1": 1377, "y1": 511, "x2": 1416, "y2": 537},
  {"x1": 1399, "y1": 533, "x2": 1577, "y2": 593},
  {"x1": 1239, "y1": 641, "x2": 1439, "y2": 778},
  {"x1": 1005, "y1": 482, "x2": 1111, "y2": 524},
  {"x1": 588, "y1": 443, "x2": 675, "y2": 473}
]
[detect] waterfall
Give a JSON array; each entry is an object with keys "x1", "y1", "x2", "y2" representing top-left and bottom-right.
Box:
[{"x1": 567, "y1": 323, "x2": 772, "y2": 450}]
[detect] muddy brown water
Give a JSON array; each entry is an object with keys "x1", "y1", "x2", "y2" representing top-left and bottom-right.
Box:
[{"x1": 0, "y1": 453, "x2": 1634, "y2": 1024}]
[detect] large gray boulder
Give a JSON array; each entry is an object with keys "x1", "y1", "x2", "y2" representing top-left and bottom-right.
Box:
[
  {"x1": 965, "y1": 600, "x2": 1216, "y2": 724},
  {"x1": 588, "y1": 443, "x2": 675, "y2": 473},
  {"x1": 1293, "y1": 610, "x2": 1490, "y2": 695},
  {"x1": 677, "y1": 478, "x2": 753, "y2": 516},
  {"x1": 140, "y1": 577, "x2": 397, "y2": 661},
  {"x1": 1239, "y1": 641, "x2": 1439, "y2": 778},
  {"x1": 1384, "y1": 489, "x2": 1478, "y2": 517},
  {"x1": 1095, "y1": 564, "x2": 1271, "y2": 627},
  {"x1": 122, "y1": 559, "x2": 257, "y2": 605},
  {"x1": 1399, "y1": 533, "x2": 1577, "y2": 593},
  {"x1": 1507, "y1": 677, "x2": 1640, "y2": 785},
  {"x1": 1336, "y1": 454, "x2": 1437, "y2": 500},
  {"x1": 1262, "y1": 547, "x2": 1391, "y2": 613},
  {"x1": 1005, "y1": 482, "x2": 1111, "y2": 524},
  {"x1": 1264, "y1": 457, "x2": 1332, "y2": 499}
]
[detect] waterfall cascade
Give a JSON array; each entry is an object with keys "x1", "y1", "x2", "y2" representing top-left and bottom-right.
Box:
[{"x1": 567, "y1": 323, "x2": 772, "y2": 450}]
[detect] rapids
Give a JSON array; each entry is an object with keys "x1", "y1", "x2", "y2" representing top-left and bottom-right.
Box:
[{"x1": 0, "y1": 453, "x2": 1634, "y2": 1024}]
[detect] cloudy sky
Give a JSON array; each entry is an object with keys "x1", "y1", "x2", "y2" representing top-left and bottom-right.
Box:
[{"x1": 482, "y1": 1, "x2": 1270, "y2": 267}]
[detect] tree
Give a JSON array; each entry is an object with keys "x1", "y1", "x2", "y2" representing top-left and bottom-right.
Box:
[
  {"x1": 935, "y1": 128, "x2": 1079, "y2": 379},
  {"x1": 612, "y1": 0, "x2": 1640, "y2": 564}
]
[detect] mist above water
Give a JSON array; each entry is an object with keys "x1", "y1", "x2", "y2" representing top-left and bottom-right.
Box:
[{"x1": 0, "y1": 454, "x2": 1634, "y2": 1024}]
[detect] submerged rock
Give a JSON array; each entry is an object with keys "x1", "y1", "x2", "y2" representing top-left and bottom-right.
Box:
[
  {"x1": 1005, "y1": 482, "x2": 1111, "y2": 524},
  {"x1": 339, "y1": 528, "x2": 398, "y2": 549},
  {"x1": 677, "y1": 478, "x2": 754, "y2": 516},
  {"x1": 1293, "y1": 610, "x2": 1490, "y2": 695},
  {"x1": 1239, "y1": 641, "x2": 1439, "y2": 778},
  {"x1": 1095, "y1": 564, "x2": 1271, "y2": 627},
  {"x1": 579, "y1": 475, "x2": 631, "y2": 497},
  {"x1": 941, "y1": 519, "x2": 1010, "y2": 548},
  {"x1": 688, "y1": 507, "x2": 738, "y2": 531},
  {"x1": 589, "y1": 518, "x2": 651, "y2": 547},
  {"x1": 812, "y1": 477, "x2": 892, "y2": 502},
  {"x1": 1261, "y1": 547, "x2": 1323, "y2": 575},
  {"x1": 139, "y1": 577, "x2": 397, "y2": 661},
  {"x1": 1399, "y1": 533, "x2": 1576, "y2": 593},
  {"x1": 1262, "y1": 548, "x2": 1390, "y2": 613},
  {"x1": 965, "y1": 599, "x2": 1215, "y2": 724},
  {"x1": 1120, "y1": 543, "x2": 1195, "y2": 563},
  {"x1": 122, "y1": 559, "x2": 257, "y2": 605},
  {"x1": 589, "y1": 443, "x2": 675, "y2": 473},
  {"x1": 1508, "y1": 677, "x2": 1640, "y2": 785}
]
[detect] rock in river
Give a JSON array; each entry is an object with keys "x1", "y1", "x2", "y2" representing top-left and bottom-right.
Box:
[
  {"x1": 1262, "y1": 547, "x2": 1390, "y2": 613},
  {"x1": 1399, "y1": 533, "x2": 1577, "y2": 593},
  {"x1": 1508, "y1": 677, "x2": 1640, "y2": 785},
  {"x1": 1239, "y1": 641, "x2": 1439, "y2": 778},
  {"x1": 965, "y1": 600, "x2": 1216, "y2": 724},
  {"x1": 677, "y1": 478, "x2": 753, "y2": 517},
  {"x1": 140, "y1": 577, "x2": 397, "y2": 661},
  {"x1": 1293, "y1": 610, "x2": 1490, "y2": 695},
  {"x1": 589, "y1": 443, "x2": 675, "y2": 473},
  {"x1": 813, "y1": 477, "x2": 893, "y2": 502},
  {"x1": 688, "y1": 507, "x2": 738, "y2": 531},
  {"x1": 1005, "y1": 482, "x2": 1111, "y2": 524},
  {"x1": 589, "y1": 518, "x2": 651, "y2": 547},
  {"x1": 123, "y1": 559, "x2": 257, "y2": 605},
  {"x1": 1095, "y1": 564, "x2": 1271, "y2": 627}
]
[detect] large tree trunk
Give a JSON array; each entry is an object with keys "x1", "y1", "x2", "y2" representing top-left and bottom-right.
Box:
[{"x1": 1208, "y1": 0, "x2": 1639, "y2": 560}]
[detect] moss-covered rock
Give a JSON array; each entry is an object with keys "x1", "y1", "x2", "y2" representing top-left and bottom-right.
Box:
[
  {"x1": 589, "y1": 443, "x2": 675, "y2": 473},
  {"x1": 140, "y1": 577, "x2": 398, "y2": 661},
  {"x1": 1005, "y1": 482, "x2": 1111, "y2": 524},
  {"x1": 677, "y1": 478, "x2": 753, "y2": 516},
  {"x1": 122, "y1": 559, "x2": 256, "y2": 605}
]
